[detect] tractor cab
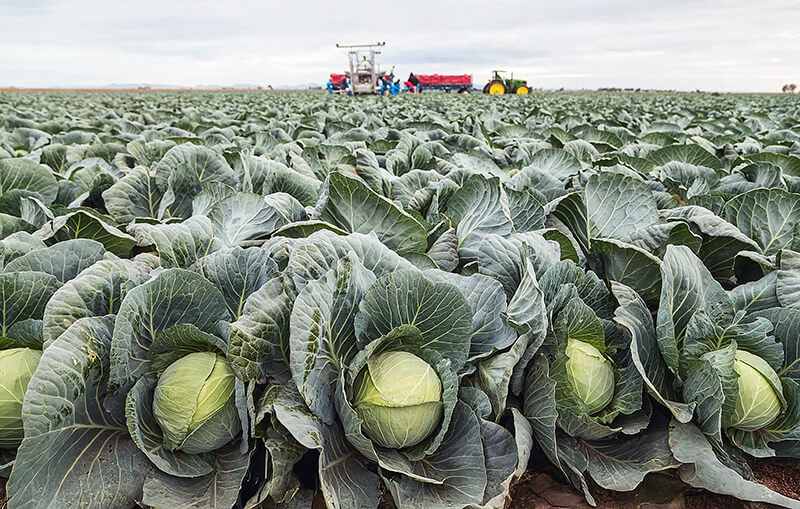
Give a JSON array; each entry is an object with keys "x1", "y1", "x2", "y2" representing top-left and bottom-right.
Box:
[{"x1": 483, "y1": 70, "x2": 530, "y2": 95}]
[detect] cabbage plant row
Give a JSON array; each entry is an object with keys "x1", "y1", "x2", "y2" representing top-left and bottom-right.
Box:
[{"x1": 1, "y1": 91, "x2": 800, "y2": 508}]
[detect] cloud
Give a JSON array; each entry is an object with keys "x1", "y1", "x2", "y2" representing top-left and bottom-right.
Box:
[{"x1": 0, "y1": 0, "x2": 798, "y2": 91}]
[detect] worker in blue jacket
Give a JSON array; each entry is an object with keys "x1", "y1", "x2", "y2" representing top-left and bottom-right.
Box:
[
  {"x1": 390, "y1": 79, "x2": 400, "y2": 95},
  {"x1": 326, "y1": 79, "x2": 334, "y2": 94}
]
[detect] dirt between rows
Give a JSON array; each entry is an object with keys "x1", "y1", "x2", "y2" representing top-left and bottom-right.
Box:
[{"x1": 507, "y1": 457, "x2": 800, "y2": 509}]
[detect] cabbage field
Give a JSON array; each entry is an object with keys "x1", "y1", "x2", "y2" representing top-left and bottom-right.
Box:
[{"x1": 1, "y1": 90, "x2": 800, "y2": 508}]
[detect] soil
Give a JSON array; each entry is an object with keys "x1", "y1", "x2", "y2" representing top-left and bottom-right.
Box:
[
  {"x1": 751, "y1": 458, "x2": 800, "y2": 501},
  {"x1": 505, "y1": 457, "x2": 800, "y2": 509}
]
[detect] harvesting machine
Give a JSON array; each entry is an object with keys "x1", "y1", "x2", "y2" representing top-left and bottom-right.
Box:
[
  {"x1": 336, "y1": 42, "x2": 385, "y2": 95},
  {"x1": 483, "y1": 70, "x2": 530, "y2": 95}
]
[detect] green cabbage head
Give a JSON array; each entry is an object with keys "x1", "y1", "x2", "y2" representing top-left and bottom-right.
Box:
[
  {"x1": 0, "y1": 348, "x2": 41, "y2": 448},
  {"x1": 152, "y1": 351, "x2": 240, "y2": 454},
  {"x1": 566, "y1": 339, "x2": 614, "y2": 415},
  {"x1": 352, "y1": 351, "x2": 443, "y2": 449},
  {"x1": 729, "y1": 349, "x2": 784, "y2": 432}
]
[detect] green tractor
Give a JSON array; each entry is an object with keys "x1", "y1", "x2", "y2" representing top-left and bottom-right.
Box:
[{"x1": 482, "y1": 70, "x2": 530, "y2": 95}]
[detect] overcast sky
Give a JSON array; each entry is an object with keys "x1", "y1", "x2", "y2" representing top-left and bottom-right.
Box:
[{"x1": 1, "y1": 0, "x2": 799, "y2": 92}]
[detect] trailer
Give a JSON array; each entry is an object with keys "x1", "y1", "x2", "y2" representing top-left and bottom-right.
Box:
[{"x1": 415, "y1": 74, "x2": 472, "y2": 93}]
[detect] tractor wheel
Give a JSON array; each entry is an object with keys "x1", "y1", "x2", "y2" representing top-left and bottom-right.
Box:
[
  {"x1": 482, "y1": 83, "x2": 490, "y2": 93},
  {"x1": 488, "y1": 80, "x2": 506, "y2": 95},
  {"x1": 514, "y1": 85, "x2": 530, "y2": 94}
]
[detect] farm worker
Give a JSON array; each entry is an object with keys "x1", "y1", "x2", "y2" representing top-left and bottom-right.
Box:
[
  {"x1": 346, "y1": 78, "x2": 352, "y2": 96},
  {"x1": 390, "y1": 80, "x2": 400, "y2": 95},
  {"x1": 389, "y1": 65, "x2": 395, "y2": 79},
  {"x1": 408, "y1": 73, "x2": 419, "y2": 94},
  {"x1": 326, "y1": 79, "x2": 334, "y2": 94}
]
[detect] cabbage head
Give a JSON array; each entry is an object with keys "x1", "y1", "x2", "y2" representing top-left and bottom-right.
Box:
[
  {"x1": 729, "y1": 349, "x2": 784, "y2": 432},
  {"x1": 352, "y1": 351, "x2": 443, "y2": 448},
  {"x1": 152, "y1": 351, "x2": 240, "y2": 453},
  {"x1": 565, "y1": 339, "x2": 615, "y2": 415},
  {"x1": 0, "y1": 348, "x2": 41, "y2": 448}
]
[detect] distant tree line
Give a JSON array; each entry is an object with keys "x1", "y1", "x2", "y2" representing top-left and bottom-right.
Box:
[{"x1": 783, "y1": 83, "x2": 797, "y2": 93}]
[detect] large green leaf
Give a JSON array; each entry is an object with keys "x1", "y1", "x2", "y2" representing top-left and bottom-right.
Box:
[
  {"x1": 354, "y1": 270, "x2": 473, "y2": 371},
  {"x1": 193, "y1": 247, "x2": 277, "y2": 320},
  {"x1": 314, "y1": 171, "x2": 427, "y2": 255},
  {"x1": 505, "y1": 186, "x2": 546, "y2": 233},
  {"x1": 228, "y1": 276, "x2": 294, "y2": 382},
  {"x1": 745, "y1": 152, "x2": 800, "y2": 177},
  {"x1": 523, "y1": 355, "x2": 561, "y2": 471},
  {"x1": 102, "y1": 167, "x2": 164, "y2": 223},
  {"x1": 611, "y1": 281, "x2": 694, "y2": 422},
  {"x1": 382, "y1": 401, "x2": 489, "y2": 509},
  {"x1": 286, "y1": 231, "x2": 415, "y2": 289},
  {"x1": 241, "y1": 156, "x2": 321, "y2": 206},
  {"x1": 477, "y1": 232, "x2": 561, "y2": 298},
  {"x1": 670, "y1": 420, "x2": 800, "y2": 508},
  {"x1": 209, "y1": 192, "x2": 306, "y2": 247},
  {"x1": 128, "y1": 216, "x2": 218, "y2": 268},
  {"x1": 585, "y1": 171, "x2": 659, "y2": 242},
  {"x1": 426, "y1": 227, "x2": 459, "y2": 272},
  {"x1": 660, "y1": 205, "x2": 759, "y2": 281},
  {"x1": 7, "y1": 316, "x2": 151, "y2": 508},
  {"x1": 141, "y1": 442, "x2": 250, "y2": 509},
  {"x1": 42, "y1": 259, "x2": 150, "y2": 347},
  {"x1": 126, "y1": 139, "x2": 177, "y2": 167},
  {"x1": 506, "y1": 163, "x2": 565, "y2": 202},
  {"x1": 594, "y1": 238, "x2": 662, "y2": 305},
  {"x1": 5, "y1": 238, "x2": 106, "y2": 283},
  {"x1": 271, "y1": 382, "x2": 381, "y2": 509},
  {"x1": 290, "y1": 254, "x2": 375, "y2": 423},
  {"x1": 446, "y1": 174, "x2": 513, "y2": 260},
  {"x1": 552, "y1": 172, "x2": 658, "y2": 257},
  {"x1": 154, "y1": 144, "x2": 238, "y2": 218},
  {"x1": 475, "y1": 332, "x2": 530, "y2": 416},
  {"x1": 0, "y1": 214, "x2": 35, "y2": 241},
  {"x1": 583, "y1": 428, "x2": 680, "y2": 491},
  {"x1": 752, "y1": 307, "x2": 800, "y2": 383},
  {"x1": 110, "y1": 268, "x2": 230, "y2": 388},
  {"x1": 41, "y1": 210, "x2": 137, "y2": 257},
  {"x1": 776, "y1": 249, "x2": 800, "y2": 308},
  {"x1": 475, "y1": 414, "x2": 522, "y2": 507},
  {"x1": 0, "y1": 271, "x2": 60, "y2": 338},
  {"x1": 525, "y1": 148, "x2": 582, "y2": 180},
  {"x1": 725, "y1": 188, "x2": 800, "y2": 255},
  {"x1": 427, "y1": 270, "x2": 518, "y2": 360},
  {"x1": 656, "y1": 245, "x2": 733, "y2": 373},
  {"x1": 649, "y1": 144, "x2": 723, "y2": 171},
  {"x1": 0, "y1": 158, "x2": 59, "y2": 205}
]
